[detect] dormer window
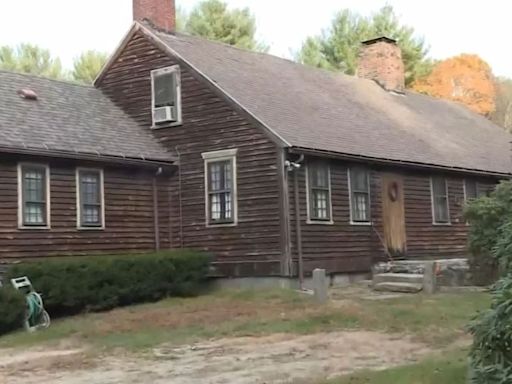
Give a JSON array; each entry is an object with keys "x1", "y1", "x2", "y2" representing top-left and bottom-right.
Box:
[{"x1": 151, "y1": 65, "x2": 182, "y2": 127}]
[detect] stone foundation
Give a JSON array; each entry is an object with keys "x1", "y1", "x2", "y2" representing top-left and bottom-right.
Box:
[{"x1": 373, "y1": 258, "x2": 470, "y2": 287}]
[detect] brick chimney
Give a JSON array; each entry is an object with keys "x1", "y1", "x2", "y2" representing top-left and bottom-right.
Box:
[
  {"x1": 357, "y1": 37, "x2": 405, "y2": 93},
  {"x1": 133, "y1": 0, "x2": 176, "y2": 32}
]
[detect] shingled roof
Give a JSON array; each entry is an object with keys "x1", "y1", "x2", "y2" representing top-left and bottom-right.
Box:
[
  {"x1": 147, "y1": 26, "x2": 512, "y2": 175},
  {"x1": 0, "y1": 70, "x2": 172, "y2": 163}
]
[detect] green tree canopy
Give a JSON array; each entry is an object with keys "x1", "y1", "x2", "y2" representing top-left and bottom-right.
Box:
[
  {"x1": 296, "y1": 6, "x2": 432, "y2": 86},
  {"x1": 71, "y1": 50, "x2": 109, "y2": 84},
  {"x1": 0, "y1": 43, "x2": 64, "y2": 80},
  {"x1": 181, "y1": 0, "x2": 268, "y2": 52}
]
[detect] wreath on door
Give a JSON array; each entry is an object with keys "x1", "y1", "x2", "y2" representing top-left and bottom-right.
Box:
[{"x1": 388, "y1": 181, "x2": 399, "y2": 202}]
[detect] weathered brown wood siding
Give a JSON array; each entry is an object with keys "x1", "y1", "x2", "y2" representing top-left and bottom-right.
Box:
[
  {"x1": 288, "y1": 157, "x2": 383, "y2": 274},
  {"x1": 403, "y1": 171, "x2": 496, "y2": 259},
  {"x1": 289, "y1": 156, "x2": 499, "y2": 275},
  {"x1": 97, "y1": 31, "x2": 284, "y2": 276},
  {"x1": 0, "y1": 154, "x2": 171, "y2": 260}
]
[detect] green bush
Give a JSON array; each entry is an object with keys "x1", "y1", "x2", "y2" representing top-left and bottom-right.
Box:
[
  {"x1": 7, "y1": 250, "x2": 211, "y2": 317},
  {"x1": 468, "y1": 275, "x2": 512, "y2": 383},
  {"x1": 0, "y1": 287, "x2": 26, "y2": 335},
  {"x1": 464, "y1": 181, "x2": 512, "y2": 285}
]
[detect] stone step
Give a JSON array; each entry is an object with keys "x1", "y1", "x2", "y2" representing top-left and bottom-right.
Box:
[
  {"x1": 373, "y1": 273, "x2": 424, "y2": 285},
  {"x1": 373, "y1": 281, "x2": 423, "y2": 293}
]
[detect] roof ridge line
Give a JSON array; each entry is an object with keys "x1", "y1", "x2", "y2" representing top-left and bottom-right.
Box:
[{"x1": 0, "y1": 69, "x2": 94, "y2": 88}]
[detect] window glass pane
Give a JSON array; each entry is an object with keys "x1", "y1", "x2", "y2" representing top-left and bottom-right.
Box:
[
  {"x1": 79, "y1": 171, "x2": 102, "y2": 226},
  {"x1": 83, "y1": 206, "x2": 100, "y2": 224},
  {"x1": 312, "y1": 190, "x2": 329, "y2": 219},
  {"x1": 465, "y1": 180, "x2": 478, "y2": 200},
  {"x1": 223, "y1": 161, "x2": 232, "y2": 190},
  {"x1": 154, "y1": 72, "x2": 176, "y2": 107},
  {"x1": 351, "y1": 168, "x2": 369, "y2": 191},
  {"x1": 209, "y1": 162, "x2": 222, "y2": 191},
  {"x1": 310, "y1": 164, "x2": 328, "y2": 188},
  {"x1": 432, "y1": 177, "x2": 446, "y2": 196},
  {"x1": 353, "y1": 192, "x2": 369, "y2": 221},
  {"x1": 24, "y1": 202, "x2": 44, "y2": 224},
  {"x1": 23, "y1": 169, "x2": 44, "y2": 202},
  {"x1": 432, "y1": 177, "x2": 449, "y2": 223},
  {"x1": 207, "y1": 159, "x2": 234, "y2": 223},
  {"x1": 22, "y1": 166, "x2": 46, "y2": 226},
  {"x1": 81, "y1": 173, "x2": 99, "y2": 205},
  {"x1": 435, "y1": 197, "x2": 449, "y2": 222}
]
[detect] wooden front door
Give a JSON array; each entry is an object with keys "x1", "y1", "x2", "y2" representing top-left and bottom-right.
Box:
[{"x1": 381, "y1": 173, "x2": 407, "y2": 257}]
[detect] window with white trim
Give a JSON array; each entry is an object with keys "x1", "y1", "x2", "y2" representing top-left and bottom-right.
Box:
[
  {"x1": 151, "y1": 65, "x2": 181, "y2": 126},
  {"x1": 464, "y1": 179, "x2": 479, "y2": 201},
  {"x1": 431, "y1": 177, "x2": 450, "y2": 224},
  {"x1": 202, "y1": 149, "x2": 238, "y2": 225},
  {"x1": 349, "y1": 167, "x2": 371, "y2": 223},
  {"x1": 77, "y1": 169, "x2": 104, "y2": 228},
  {"x1": 19, "y1": 164, "x2": 50, "y2": 227},
  {"x1": 307, "y1": 162, "x2": 331, "y2": 221}
]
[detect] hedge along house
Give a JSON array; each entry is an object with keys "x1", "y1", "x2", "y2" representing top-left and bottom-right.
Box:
[{"x1": 1, "y1": 0, "x2": 511, "y2": 284}]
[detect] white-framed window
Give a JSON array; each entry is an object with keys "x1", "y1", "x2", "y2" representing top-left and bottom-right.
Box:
[
  {"x1": 18, "y1": 163, "x2": 50, "y2": 229},
  {"x1": 348, "y1": 167, "x2": 371, "y2": 224},
  {"x1": 151, "y1": 65, "x2": 182, "y2": 127},
  {"x1": 431, "y1": 176, "x2": 450, "y2": 224},
  {"x1": 76, "y1": 168, "x2": 105, "y2": 229},
  {"x1": 306, "y1": 162, "x2": 332, "y2": 223},
  {"x1": 202, "y1": 149, "x2": 238, "y2": 226},
  {"x1": 463, "y1": 179, "x2": 480, "y2": 202}
]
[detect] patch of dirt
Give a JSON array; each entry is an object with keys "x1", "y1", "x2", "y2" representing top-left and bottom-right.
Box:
[{"x1": 3, "y1": 331, "x2": 432, "y2": 384}]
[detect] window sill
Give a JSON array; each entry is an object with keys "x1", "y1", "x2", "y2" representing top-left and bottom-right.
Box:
[
  {"x1": 151, "y1": 121, "x2": 183, "y2": 129},
  {"x1": 206, "y1": 221, "x2": 237, "y2": 228},
  {"x1": 306, "y1": 219, "x2": 334, "y2": 225},
  {"x1": 432, "y1": 222, "x2": 452, "y2": 226},
  {"x1": 18, "y1": 225, "x2": 50, "y2": 230},
  {"x1": 350, "y1": 221, "x2": 372, "y2": 226},
  {"x1": 77, "y1": 226, "x2": 105, "y2": 231}
]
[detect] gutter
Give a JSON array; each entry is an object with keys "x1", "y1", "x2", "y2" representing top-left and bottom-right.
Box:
[
  {"x1": 0, "y1": 146, "x2": 176, "y2": 169},
  {"x1": 289, "y1": 147, "x2": 512, "y2": 178}
]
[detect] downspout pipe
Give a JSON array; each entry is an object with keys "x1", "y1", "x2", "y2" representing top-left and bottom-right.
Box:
[
  {"x1": 152, "y1": 166, "x2": 163, "y2": 251},
  {"x1": 286, "y1": 154, "x2": 304, "y2": 290}
]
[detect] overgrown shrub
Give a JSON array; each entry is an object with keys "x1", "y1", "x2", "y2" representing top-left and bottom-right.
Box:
[
  {"x1": 468, "y1": 275, "x2": 512, "y2": 383},
  {"x1": 464, "y1": 181, "x2": 512, "y2": 285},
  {"x1": 7, "y1": 250, "x2": 211, "y2": 317},
  {"x1": 0, "y1": 287, "x2": 26, "y2": 335}
]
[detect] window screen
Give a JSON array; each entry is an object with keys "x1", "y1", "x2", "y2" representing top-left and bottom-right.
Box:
[
  {"x1": 21, "y1": 165, "x2": 47, "y2": 226},
  {"x1": 308, "y1": 162, "x2": 331, "y2": 221},
  {"x1": 350, "y1": 168, "x2": 370, "y2": 222},
  {"x1": 432, "y1": 177, "x2": 450, "y2": 223}
]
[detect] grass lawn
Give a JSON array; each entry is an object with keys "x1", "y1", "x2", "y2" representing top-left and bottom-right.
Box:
[
  {"x1": 0, "y1": 287, "x2": 489, "y2": 351},
  {"x1": 321, "y1": 348, "x2": 469, "y2": 384}
]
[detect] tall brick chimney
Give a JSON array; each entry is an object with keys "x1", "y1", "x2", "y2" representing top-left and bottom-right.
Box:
[
  {"x1": 357, "y1": 37, "x2": 405, "y2": 93},
  {"x1": 133, "y1": 0, "x2": 176, "y2": 32}
]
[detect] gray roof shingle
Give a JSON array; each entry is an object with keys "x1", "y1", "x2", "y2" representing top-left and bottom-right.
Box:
[
  {"x1": 154, "y1": 29, "x2": 512, "y2": 175},
  {"x1": 0, "y1": 70, "x2": 172, "y2": 163}
]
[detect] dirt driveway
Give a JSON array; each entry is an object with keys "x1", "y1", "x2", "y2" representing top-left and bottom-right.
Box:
[{"x1": 1, "y1": 331, "x2": 431, "y2": 384}]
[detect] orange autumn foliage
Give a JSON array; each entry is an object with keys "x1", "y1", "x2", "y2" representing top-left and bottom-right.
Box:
[{"x1": 412, "y1": 54, "x2": 496, "y2": 116}]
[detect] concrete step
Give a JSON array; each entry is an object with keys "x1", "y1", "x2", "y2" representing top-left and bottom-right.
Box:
[
  {"x1": 373, "y1": 273, "x2": 423, "y2": 285},
  {"x1": 373, "y1": 282, "x2": 423, "y2": 293}
]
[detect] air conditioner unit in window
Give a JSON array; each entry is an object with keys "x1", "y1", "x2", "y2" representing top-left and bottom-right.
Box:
[{"x1": 153, "y1": 106, "x2": 177, "y2": 124}]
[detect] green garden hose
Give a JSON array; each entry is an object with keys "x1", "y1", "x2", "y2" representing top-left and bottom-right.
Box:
[{"x1": 26, "y1": 292, "x2": 50, "y2": 329}]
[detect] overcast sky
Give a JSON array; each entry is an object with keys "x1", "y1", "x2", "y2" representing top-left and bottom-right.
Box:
[{"x1": 0, "y1": 0, "x2": 510, "y2": 77}]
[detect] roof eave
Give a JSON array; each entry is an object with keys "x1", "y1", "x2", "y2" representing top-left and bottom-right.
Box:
[
  {"x1": 0, "y1": 145, "x2": 176, "y2": 169},
  {"x1": 289, "y1": 147, "x2": 512, "y2": 178}
]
